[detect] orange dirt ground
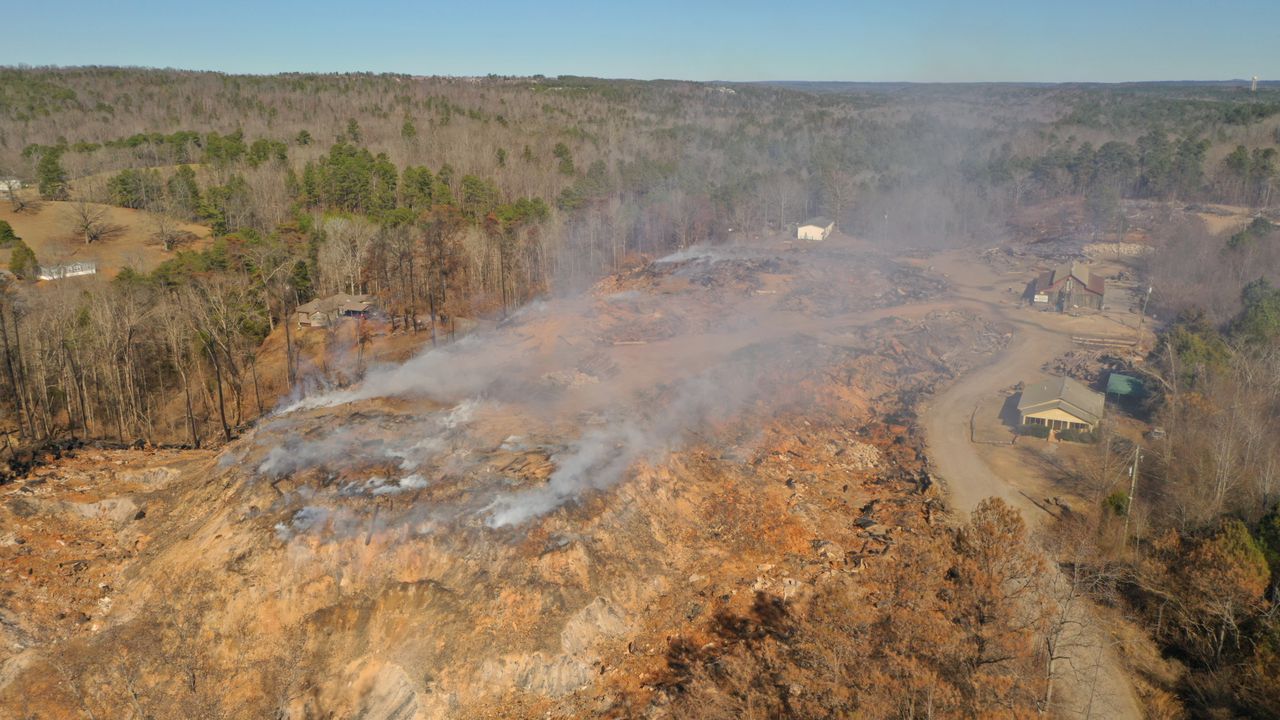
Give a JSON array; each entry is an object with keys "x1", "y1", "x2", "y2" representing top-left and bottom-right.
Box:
[
  {"x1": 1, "y1": 235, "x2": 1154, "y2": 718},
  {"x1": 0, "y1": 237, "x2": 1017, "y2": 718}
]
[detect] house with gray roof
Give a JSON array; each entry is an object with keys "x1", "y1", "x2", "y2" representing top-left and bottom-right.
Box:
[
  {"x1": 1017, "y1": 375, "x2": 1105, "y2": 432},
  {"x1": 294, "y1": 293, "x2": 376, "y2": 328},
  {"x1": 37, "y1": 261, "x2": 97, "y2": 281}
]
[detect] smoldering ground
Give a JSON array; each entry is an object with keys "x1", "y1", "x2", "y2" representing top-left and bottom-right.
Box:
[{"x1": 251, "y1": 241, "x2": 914, "y2": 539}]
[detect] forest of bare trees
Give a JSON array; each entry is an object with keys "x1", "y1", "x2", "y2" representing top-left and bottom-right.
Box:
[{"x1": 0, "y1": 68, "x2": 1277, "y2": 454}]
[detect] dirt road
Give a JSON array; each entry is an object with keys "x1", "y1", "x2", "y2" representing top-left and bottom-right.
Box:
[
  {"x1": 921, "y1": 312, "x2": 1071, "y2": 517},
  {"x1": 919, "y1": 251, "x2": 1122, "y2": 520},
  {"x1": 918, "y1": 251, "x2": 1145, "y2": 719}
]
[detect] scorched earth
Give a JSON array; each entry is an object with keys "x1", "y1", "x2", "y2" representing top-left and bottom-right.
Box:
[{"x1": 0, "y1": 237, "x2": 1008, "y2": 718}]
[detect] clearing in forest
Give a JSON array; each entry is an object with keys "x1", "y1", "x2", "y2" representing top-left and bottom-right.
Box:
[{"x1": 0, "y1": 199, "x2": 212, "y2": 276}]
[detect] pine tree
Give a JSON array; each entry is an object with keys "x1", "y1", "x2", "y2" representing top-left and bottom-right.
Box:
[
  {"x1": 36, "y1": 148, "x2": 68, "y2": 200},
  {"x1": 0, "y1": 220, "x2": 19, "y2": 248},
  {"x1": 9, "y1": 239, "x2": 38, "y2": 279}
]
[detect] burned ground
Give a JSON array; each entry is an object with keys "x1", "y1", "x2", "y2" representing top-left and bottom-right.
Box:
[{"x1": 0, "y1": 239, "x2": 1013, "y2": 719}]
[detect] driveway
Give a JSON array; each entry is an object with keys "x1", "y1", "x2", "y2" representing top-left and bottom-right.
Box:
[{"x1": 917, "y1": 251, "x2": 1145, "y2": 719}]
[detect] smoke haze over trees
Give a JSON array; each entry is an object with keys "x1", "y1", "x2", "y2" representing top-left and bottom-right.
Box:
[
  {"x1": 1, "y1": 67, "x2": 1280, "y2": 717},
  {"x1": 0, "y1": 66, "x2": 1276, "y2": 465}
]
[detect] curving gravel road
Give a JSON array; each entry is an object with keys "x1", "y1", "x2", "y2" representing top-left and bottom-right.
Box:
[{"x1": 918, "y1": 252, "x2": 1144, "y2": 720}]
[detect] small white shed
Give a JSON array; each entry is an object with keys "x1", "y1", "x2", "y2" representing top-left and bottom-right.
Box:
[
  {"x1": 37, "y1": 261, "x2": 98, "y2": 281},
  {"x1": 797, "y1": 216, "x2": 834, "y2": 241}
]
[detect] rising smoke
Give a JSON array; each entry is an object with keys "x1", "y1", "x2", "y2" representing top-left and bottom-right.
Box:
[{"x1": 256, "y1": 243, "x2": 852, "y2": 534}]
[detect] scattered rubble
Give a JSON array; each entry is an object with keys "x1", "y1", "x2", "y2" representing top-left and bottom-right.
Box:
[
  {"x1": 0, "y1": 239, "x2": 1010, "y2": 718},
  {"x1": 1083, "y1": 242, "x2": 1154, "y2": 258},
  {"x1": 1042, "y1": 349, "x2": 1128, "y2": 385}
]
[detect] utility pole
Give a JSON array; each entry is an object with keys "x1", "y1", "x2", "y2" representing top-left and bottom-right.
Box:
[
  {"x1": 1137, "y1": 285, "x2": 1153, "y2": 329},
  {"x1": 1123, "y1": 445, "x2": 1141, "y2": 544},
  {"x1": 1134, "y1": 285, "x2": 1153, "y2": 363}
]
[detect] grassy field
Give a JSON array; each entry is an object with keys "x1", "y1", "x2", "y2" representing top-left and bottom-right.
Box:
[{"x1": 1, "y1": 196, "x2": 211, "y2": 277}]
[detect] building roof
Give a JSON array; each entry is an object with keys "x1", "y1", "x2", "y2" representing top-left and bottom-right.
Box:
[
  {"x1": 1036, "y1": 261, "x2": 1105, "y2": 296},
  {"x1": 37, "y1": 261, "x2": 98, "y2": 280},
  {"x1": 297, "y1": 293, "x2": 374, "y2": 315},
  {"x1": 1017, "y1": 376, "x2": 1105, "y2": 425},
  {"x1": 338, "y1": 299, "x2": 374, "y2": 314},
  {"x1": 800, "y1": 216, "x2": 834, "y2": 228},
  {"x1": 1105, "y1": 372, "x2": 1147, "y2": 398}
]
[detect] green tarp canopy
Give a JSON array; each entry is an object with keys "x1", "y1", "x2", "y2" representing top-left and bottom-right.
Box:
[{"x1": 1106, "y1": 372, "x2": 1146, "y2": 398}]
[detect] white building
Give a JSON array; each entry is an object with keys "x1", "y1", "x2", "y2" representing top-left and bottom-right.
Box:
[
  {"x1": 0, "y1": 177, "x2": 22, "y2": 193},
  {"x1": 38, "y1": 261, "x2": 98, "y2": 281},
  {"x1": 797, "y1": 216, "x2": 835, "y2": 241}
]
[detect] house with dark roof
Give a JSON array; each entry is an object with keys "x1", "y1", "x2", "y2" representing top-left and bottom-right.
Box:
[
  {"x1": 797, "y1": 216, "x2": 834, "y2": 241},
  {"x1": 1028, "y1": 261, "x2": 1105, "y2": 311},
  {"x1": 1017, "y1": 376, "x2": 1105, "y2": 432},
  {"x1": 294, "y1": 293, "x2": 376, "y2": 328}
]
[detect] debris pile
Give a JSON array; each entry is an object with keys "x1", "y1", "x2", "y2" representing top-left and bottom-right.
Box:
[
  {"x1": 0, "y1": 238, "x2": 1009, "y2": 718},
  {"x1": 1042, "y1": 349, "x2": 1128, "y2": 385}
]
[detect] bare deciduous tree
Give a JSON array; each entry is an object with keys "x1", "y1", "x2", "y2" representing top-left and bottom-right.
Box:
[
  {"x1": 67, "y1": 198, "x2": 112, "y2": 245},
  {"x1": 146, "y1": 197, "x2": 186, "y2": 251},
  {"x1": 317, "y1": 216, "x2": 377, "y2": 295}
]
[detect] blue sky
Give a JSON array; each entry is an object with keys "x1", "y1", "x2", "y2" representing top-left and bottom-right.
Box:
[{"x1": 2, "y1": 0, "x2": 1276, "y2": 82}]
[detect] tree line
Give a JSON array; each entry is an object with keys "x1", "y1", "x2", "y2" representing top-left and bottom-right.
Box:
[
  {"x1": 1041, "y1": 228, "x2": 1280, "y2": 716},
  {"x1": 1, "y1": 70, "x2": 1278, "y2": 453},
  {"x1": 979, "y1": 129, "x2": 1277, "y2": 235}
]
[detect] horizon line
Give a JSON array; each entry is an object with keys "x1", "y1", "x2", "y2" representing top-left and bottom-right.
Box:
[{"x1": 0, "y1": 64, "x2": 1273, "y2": 87}]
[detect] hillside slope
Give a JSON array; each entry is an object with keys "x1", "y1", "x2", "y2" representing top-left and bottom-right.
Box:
[{"x1": 0, "y1": 238, "x2": 1031, "y2": 718}]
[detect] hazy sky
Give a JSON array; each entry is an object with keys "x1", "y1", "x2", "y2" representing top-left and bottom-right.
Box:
[{"x1": 3, "y1": 0, "x2": 1276, "y2": 82}]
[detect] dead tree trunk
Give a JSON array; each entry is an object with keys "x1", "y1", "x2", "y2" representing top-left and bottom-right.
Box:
[{"x1": 205, "y1": 339, "x2": 232, "y2": 443}]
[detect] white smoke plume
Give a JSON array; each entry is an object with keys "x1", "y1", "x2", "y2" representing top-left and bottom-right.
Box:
[
  {"x1": 484, "y1": 357, "x2": 759, "y2": 526},
  {"x1": 254, "y1": 243, "x2": 861, "y2": 532},
  {"x1": 257, "y1": 400, "x2": 479, "y2": 477}
]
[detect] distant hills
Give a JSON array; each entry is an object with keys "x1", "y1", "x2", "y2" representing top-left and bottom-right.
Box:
[{"x1": 749, "y1": 79, "x2": 1279, "y2": 94}]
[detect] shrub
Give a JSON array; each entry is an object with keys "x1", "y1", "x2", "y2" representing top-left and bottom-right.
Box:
[
  {"x1": 107, "y1": 168, "x2": 163, "y2": 209},
  {"x1": 1017, "y1": 423, "x2": 1050, "y2": 438},
  {"x1": 9, "y1": 239, "x2": 38, "y2": 279},
  {"x1": 1058, "y1": 427, "x2": 1098, "y2": 443},
  {"x1": 1259, "y1": 505, "x2": 1280, "y2": 577},
  {"x1": 1103, "y1": 490, "x2": 1130, "y2": 516},
  {"x1": 36, "y1": 147, "x2": 68, "y2": 199}
]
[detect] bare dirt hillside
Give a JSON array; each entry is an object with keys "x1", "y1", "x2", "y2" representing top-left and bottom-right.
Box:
[{"x1": 0, "y1": 238, "x2": 1024, "y2": 718}]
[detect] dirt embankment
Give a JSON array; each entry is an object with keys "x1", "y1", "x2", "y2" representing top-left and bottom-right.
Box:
[{"x1": 0, "y1": 239, "x2": 1018, "y2": 718}]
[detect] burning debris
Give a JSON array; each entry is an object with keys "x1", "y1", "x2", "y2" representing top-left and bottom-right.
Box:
[
  {"x1": 228, "y1": 239, "x2": 990, "y2": 550},
  {"x1": 243, "y1": 243, "x2": 935, "y2": 532},
  {"x1": 0, "y1": 238, "x2": 1009, "y2": 718}
]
